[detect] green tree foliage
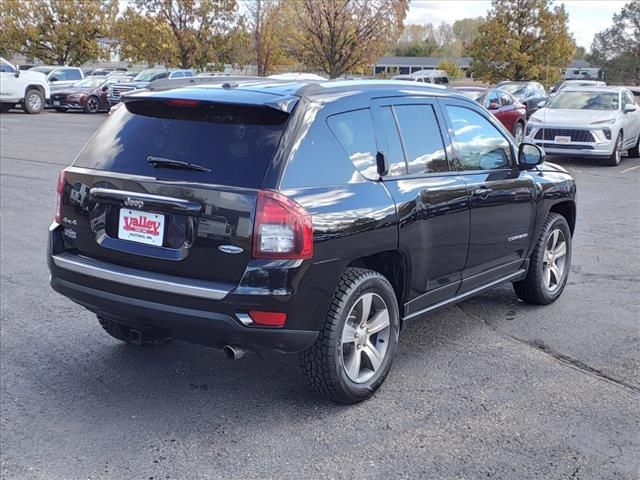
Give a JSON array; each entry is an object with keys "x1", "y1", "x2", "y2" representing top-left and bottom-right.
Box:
[
  {"x1": 588, "y1": 1, "x2": 640, "y2": 85},
  {"x1": 469, "y1": 0, "x2": 575, "y2": 84},
  {"x1": 0, "y1": 0, "x2": 118, "y2": 64},
  {"x1": 115, "y1": 0, "x2": 242, "y2": 69},
  {"x1": 452, "y1": 17, "x2": 485, "y2": 54},
  {"x1": 437, "y1": 60, "x2": 464, "y2": 78},
  {"x1": 294, "y1": 0, "x2": 409, "y2": 78}
]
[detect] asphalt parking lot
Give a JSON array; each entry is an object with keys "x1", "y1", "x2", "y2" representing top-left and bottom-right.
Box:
[{"x1": 1, "y1": 110, "x2": 639, "y2": 480}]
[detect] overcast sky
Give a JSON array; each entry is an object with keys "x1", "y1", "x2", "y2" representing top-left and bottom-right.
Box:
[{"x1": 406, "y1": 0, "x2": 626, "y2": 49}]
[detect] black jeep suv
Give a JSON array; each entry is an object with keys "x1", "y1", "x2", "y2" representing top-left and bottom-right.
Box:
[{"x1": 48, "y1": 80, "x2": 576, "y2": 404}]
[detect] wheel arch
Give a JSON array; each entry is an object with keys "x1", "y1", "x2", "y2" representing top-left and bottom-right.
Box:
[
  {"x1": 347, "y1": 250, "x2": 409, "y2": 318},
  {"x1": 548, "y1": 200, "x2": 576, "y2": 235},
  {"x1": 25, "y1": 84, "x2": 45, "y2": 99}
]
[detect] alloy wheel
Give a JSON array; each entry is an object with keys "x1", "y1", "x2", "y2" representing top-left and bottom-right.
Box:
[
  {"x1": 543, "y1": 228, "x2": 567, "y2": 292},
  {"x1": 27, "y1": 93, "x2": 42, "y2": 112},
  {"x1": 514, "y1": 123, "x2": 524, "y2": 144},
  {"x1": 86, "y1": 97, "x2": 99, "y2": 113},
  {"x1": 341, "y1": 292, "x2": 391, "y2": 383},
  {"x1": 615, "y1": 135, "x2": 623, "y2": 164}
]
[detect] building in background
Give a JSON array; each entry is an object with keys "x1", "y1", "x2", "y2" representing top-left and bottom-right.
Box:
[{"x1": 374, "y1": 56, "x2": 473, "y2": 77}]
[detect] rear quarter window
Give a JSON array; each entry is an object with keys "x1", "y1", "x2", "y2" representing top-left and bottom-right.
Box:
[{"x1": 73, "y1": 101, "x2": 289, "y2": 188}]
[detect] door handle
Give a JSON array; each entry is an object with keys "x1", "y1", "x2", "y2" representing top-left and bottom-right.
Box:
[{"x1": 472, "y1": 187, "x2": 493, "y2": 199}]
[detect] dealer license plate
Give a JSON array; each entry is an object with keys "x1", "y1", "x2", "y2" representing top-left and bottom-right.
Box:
[
  {"x1": 555, "y1": 135, "x2": 571, "y2": 144},
  {"x1": 118, "y1": 209, "x2": 165, "y2": 246}
]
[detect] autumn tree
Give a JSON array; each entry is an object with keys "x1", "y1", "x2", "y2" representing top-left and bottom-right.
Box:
[
  {"x1": 115, "y1": 0, "x2": 242, "y2": 69},
  {"x1": 294, "y1": 0, "x2": 409, "y2": 78},
  {"x1": 452, "y1": 17, "x2": 485, "y2": 54},
  {"x1": 588, "y1": 1, "x2": 640, "y2": 85},
  {"x1": 246, "y1": 0, "x2": 293, "y2": 76},
  {"x1": 469, "y1": 0, "x2": 575, "y2": 84},
  {"x1": 0, "y1": 0, "x2": 117, "y2": 64}
]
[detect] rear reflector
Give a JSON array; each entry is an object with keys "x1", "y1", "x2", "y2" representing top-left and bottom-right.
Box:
[
  {"x1": 252, "y1": 190, "x2": 313, "y2": 259},
  {"x1": 249, "y1": 311, "x2": 287, "y2": 327},
  {"x1": 54, "y1": 170, "x2": 66, "y2": 223}
]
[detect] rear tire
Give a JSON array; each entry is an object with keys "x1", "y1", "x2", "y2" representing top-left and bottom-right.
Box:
[
  {"x1": 603, "y1": 133, "x2": 623, "y2": 166},
  {"x1": 22, "y1": 89, "x2": 44, "y2": 114},
  {"x1": 300, "y1": 267, "x2": 400, "y2": 404},
  {"x1": 97, "y1": 316, "x2": 171, "y2": 345},
  {"x1": 629, "y1": 134, "x2": 640, "y2": 158},
  {"x1": 513, "y1": 213, "x2": 571, "y2": 305}
]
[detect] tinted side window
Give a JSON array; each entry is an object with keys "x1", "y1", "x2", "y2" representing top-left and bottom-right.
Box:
[
  {"x1": 67, "y1": 69, "x2": 82, "y2": 80},
  {"x1": 624, "y1": 90, "x2": 635, "y2": 106},
  {"x1": 393, "y1": 105, "x2": 448, "y2": 174},
  {"x1": 486, "y1": 90, "x2": 500, "y2": 108},
  {"x1": 499, "y1": 91, "x2": 513, "y2": 106},
  {"x1": 171, "y1": 71, "x2": 184, "y2": 78},
  {"x1": 446, "y1": 106, "x2": 511, "y2": 171},
  {"x1": 327, "y1": 109, "x2": 377, "y2": 179},
  {"x1": 378, "y1": 107, "x2": 408, "y2": 176}
]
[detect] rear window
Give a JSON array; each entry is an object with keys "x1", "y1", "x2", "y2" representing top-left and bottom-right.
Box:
[{"x1": 73, "y1": 100, "x2": 289, "y2": 188}]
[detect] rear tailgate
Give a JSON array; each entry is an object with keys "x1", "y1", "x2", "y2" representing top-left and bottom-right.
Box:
[{"x1": 57, "y1": 95, "x2": 290, "y2": 285}]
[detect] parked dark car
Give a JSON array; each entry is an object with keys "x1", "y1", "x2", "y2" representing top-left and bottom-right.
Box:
[
  {"x1": 49, "y1": 76, "x2": 130, "y2": 113},
  {"x1": 496, "y1": 81, "x2": 547, "y2": 117},
  {"x1": 108, "y1": 69, "x2": 195, "y2": 104},
  {"x1": 48, "y1": 80, "x2": 576, "y2": 404},
  {"x1": 455, "y1": 87, "x2": 527, "y2": 142}
]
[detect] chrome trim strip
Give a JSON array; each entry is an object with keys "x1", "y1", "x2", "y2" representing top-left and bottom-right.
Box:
[
  {"x1": 52, "y1": 252, "x2": 230, "y2": 300},
  {"x1": 403, "y1": 269, "x2": 526, "y2": 322},
  {"x1": 236, "y1": 313, "x2": 254, "y2": 326}
]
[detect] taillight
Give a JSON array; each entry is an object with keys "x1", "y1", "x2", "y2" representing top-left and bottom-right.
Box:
[
  {"x1": 54, "y1": 170, "x2": 66, "y2": 223},
  {"x1": 249, "y1": 311, "x2": 287, "y2": 327},
  {"x1": 252, "y1": 191, "x2": 313, "y2": 259}
]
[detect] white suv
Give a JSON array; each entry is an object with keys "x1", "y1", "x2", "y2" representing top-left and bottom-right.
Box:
[{"x1": 0, "y1": 57, "x2": 51, "y2": 114}]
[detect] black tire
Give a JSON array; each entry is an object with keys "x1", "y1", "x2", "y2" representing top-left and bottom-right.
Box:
[
  {"x1": 603, "y1": 132, "x2": 623, "y2": 166},
  {"x1": 300, "y1": 267, "x2": 400, "y2": 404},
  {"x1": 629, "y1": 134, "x2": 640, "y2": 158},
  {"x1": 513, "y1": 213, "x2": 572, "y2": 305},
  {"x1": 22, "y1": 89, "x2": 44, "y2": 114},
  {"x1": 97, "y1": 316, "x2": 171, "y2": 345},
  {"x1": 0, "y1": 103, "x2": 12, "y2": 113},
  {"x1": 54, "y1": 107, "x2": 68, "y2": 113},
  {"x1": 512, "y1": 121, "x2": 525, "y2": 144},
  {"x1": 84, "y1": 95, "x2": 100, "y2": 114}
]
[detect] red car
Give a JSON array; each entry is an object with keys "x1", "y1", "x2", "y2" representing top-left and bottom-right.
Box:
[
  {"x1": 49, "y1": 76, "x2": 130, "y2": 113},
  {"x1": 455, "y1": 87, "x2": 527, "y2": 143}
]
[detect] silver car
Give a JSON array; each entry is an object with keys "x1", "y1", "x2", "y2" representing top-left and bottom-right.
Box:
[{"x1": 525, "y1": 87, "x2": 640, "y2": 166}]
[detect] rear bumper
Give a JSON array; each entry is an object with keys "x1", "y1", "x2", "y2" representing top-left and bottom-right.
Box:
[{"x1": 50, "y1": 276, "x2": 317, "y2": 353}]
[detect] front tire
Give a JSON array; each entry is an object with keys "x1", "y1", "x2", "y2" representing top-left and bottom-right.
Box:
[
  {"x1": 603, "y1": 133, "x2": 623, "y2": 166},
  {"x1": 513, "y1": 213, "x2": 571, "y2": 305},
  {"x1": 300, "y1": 268, "x2": 400, "y2": 404},
  {"x1": 84, "y1": 96, "x2": 100, "y2": 114},
  {"x1": 22, "y1": 89, "x2": 44, "y2": 114}
]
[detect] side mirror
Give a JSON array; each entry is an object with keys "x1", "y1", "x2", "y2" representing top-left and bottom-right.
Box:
[
  {"x1": 49, "y1": 76, "x2": 59, "y2": 82},
  {"x1": 488, "y1": 102, "x2": 500, "y2": 110},
  {"x1": 536, "y1": 100, "x2": 546, "y2": 108},
  {"x1": 518, "y1": 143, "x2": 545, "y2": 169},
  {"x1": 14, "y1": 65, "x2": 20, "y2": 77},
  {"x1": 101, "y1": 85, "x2": 109, "y2": 91},
  {"x1": 623, "y1": 103, "x2": 637, "y2": 113}
]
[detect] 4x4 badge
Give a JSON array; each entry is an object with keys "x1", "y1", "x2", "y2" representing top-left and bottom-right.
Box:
[{"x1": 124, "y1": 197, "x2": 144, "y2": 209}]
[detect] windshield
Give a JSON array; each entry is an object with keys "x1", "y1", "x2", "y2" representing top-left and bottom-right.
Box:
[
  {"x1": 459, "y1": 90, "x2": 485, "y2": 101},
  {"x1": 31, "y1": 66, "x2": 55, "y2": 75},
  {"x1": 548, "y1": 91, "x2": 619, "y2": 110},
  {"x1": 499, "y1": 83, "x2": 527, "y2": 96},
  {"x1": 133, "y1": 70, "x2": 163, "y2": 82},
  {"x1": 74, "y1": 77, "x2": 105, "y2": 88}
]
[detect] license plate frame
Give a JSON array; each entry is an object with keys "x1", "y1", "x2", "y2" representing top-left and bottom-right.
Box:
[
  {"x1": 554, "y1": 135, "x2": 571, "y2": 144},
  {"x1": 118, "y1": 208, "x2": 165, "y2": 246}
]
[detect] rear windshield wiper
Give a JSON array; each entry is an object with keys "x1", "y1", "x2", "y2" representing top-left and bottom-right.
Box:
[{"x1": 147, "y1": 156, "x2": 211, "y2": 173}]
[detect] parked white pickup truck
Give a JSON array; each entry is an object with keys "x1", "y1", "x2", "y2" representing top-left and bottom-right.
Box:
[{"x1": 0, "y1": 57, "x2": 51, "y2": 114}]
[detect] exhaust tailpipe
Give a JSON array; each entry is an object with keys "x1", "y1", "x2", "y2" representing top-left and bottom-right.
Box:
[{"x1": 223, "y1": 345, "x2": 246, "y2": 360}]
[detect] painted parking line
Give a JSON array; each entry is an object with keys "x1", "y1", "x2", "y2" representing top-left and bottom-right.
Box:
[{"x1": 620, "y1": 165, "x2": 640, "y2": 173}]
